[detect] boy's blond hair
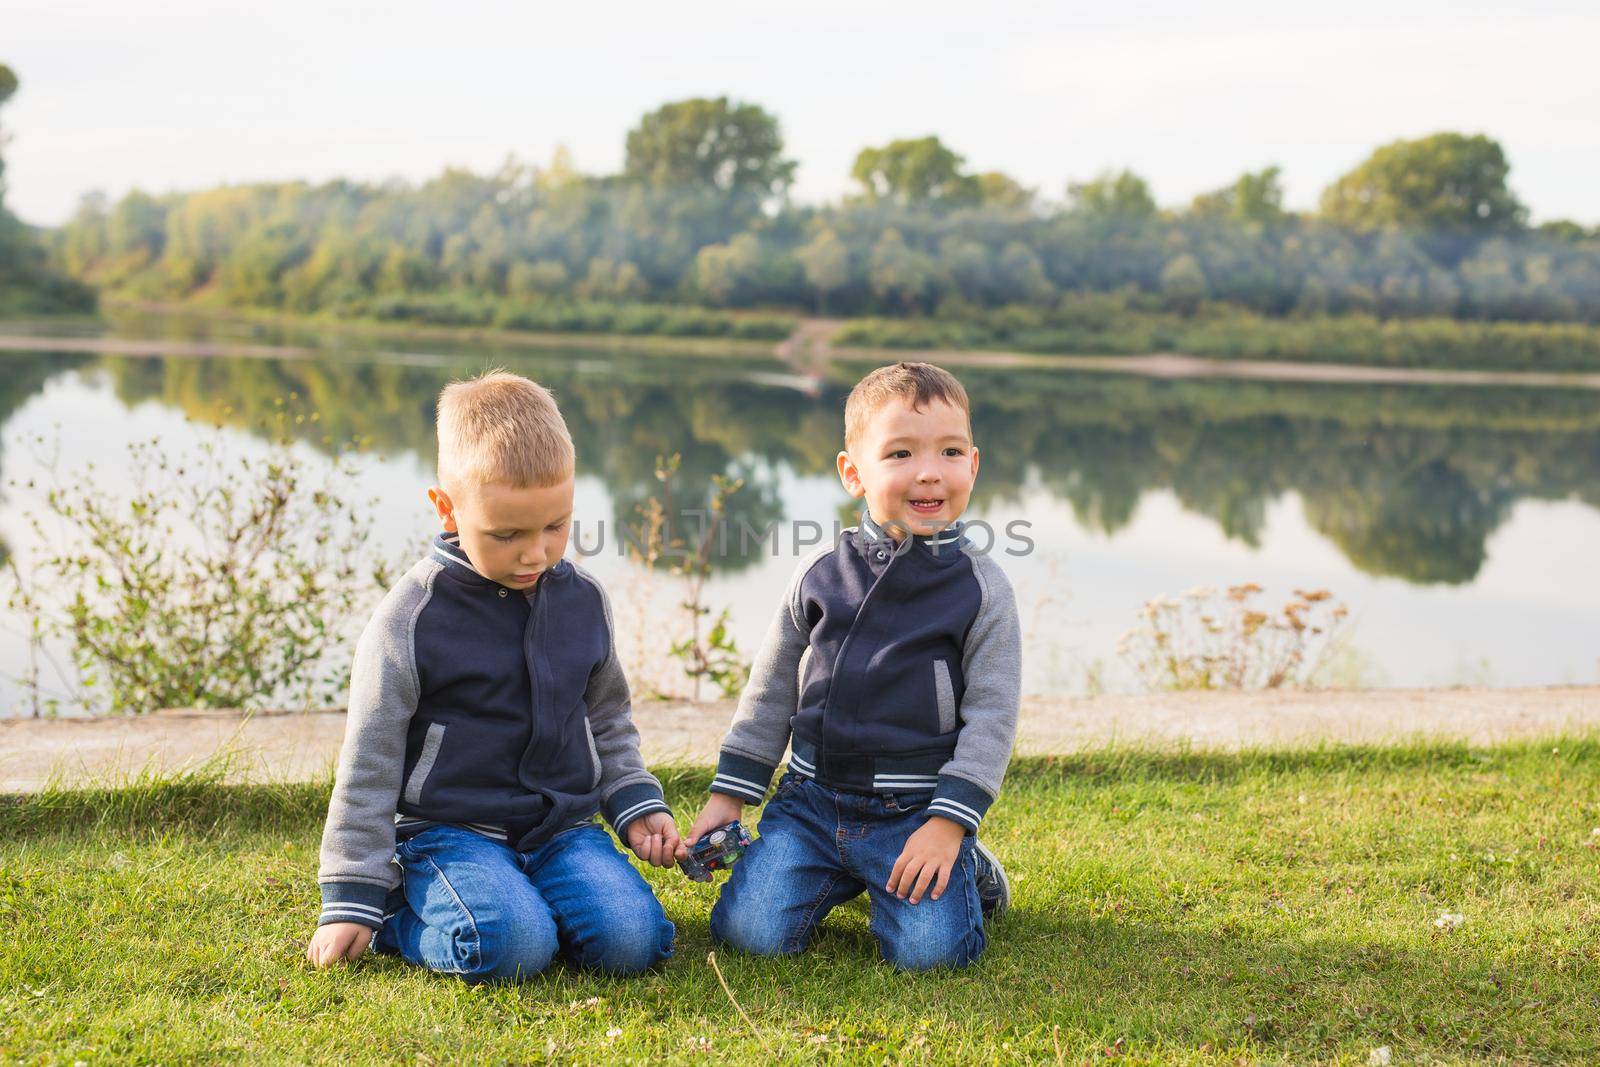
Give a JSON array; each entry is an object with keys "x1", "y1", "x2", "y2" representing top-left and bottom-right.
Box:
[
  {"x1": 435, "y1": 370, "x2": 575, "y2": 493},
  {"x1": 843, "y1": 361, "x2": 972, "y2": 451}
]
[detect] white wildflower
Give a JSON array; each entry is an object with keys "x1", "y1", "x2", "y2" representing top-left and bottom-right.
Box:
[
  {"x1": 1368, "y1": 1046, "x2": 1392, "y2": 1066},
  {"x1": 1433, "y1": 911, "x2": 1465, "y2": 931}
]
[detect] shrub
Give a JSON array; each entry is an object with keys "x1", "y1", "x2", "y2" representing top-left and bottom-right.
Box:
[{"x1": 3, "y1": 407, "x2": 396, "y2": 715}]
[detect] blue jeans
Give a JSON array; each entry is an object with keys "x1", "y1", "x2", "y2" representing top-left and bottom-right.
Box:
[
  {"x1": 375, "y1": 823, "x2": 674, "y2": 981},
  {"x1": 710, "y1": 773, "x2": 985, "y2": 971}
]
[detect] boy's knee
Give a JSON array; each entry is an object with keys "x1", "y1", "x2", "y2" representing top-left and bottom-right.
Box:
[
  {"x1": 584, "y1": 914, "x2": 675, "y2": 975},
  {"x1": 710, "y1": 895, "x2": 798, "y2": 958},
  {"x1": 571, "y1": 894, "x2": 674, "y2": 975},
  {"x1": 879, "y1": 925, "x2": 985, "y2": 972},
  {"x1": 469, "y1": 910, "x2": 559, "y2": 982}
]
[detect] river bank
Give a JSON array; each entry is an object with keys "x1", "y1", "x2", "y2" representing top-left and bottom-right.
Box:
[
  {"x1": 5, "y1": 684, "x2": 1597, "y2": 794},
  {"x1": 4, "y1": 304, "x2": 1600, "y2": 391}
]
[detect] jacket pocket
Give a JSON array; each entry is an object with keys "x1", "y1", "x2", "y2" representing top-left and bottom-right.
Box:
[
  {"x1": 583, "y1": 716, "x2": 603, "y2": 789},
  {"x1": 403, "y1": 722, "x2": 446, "y2": 805},
  {"x1": 933, "y1": 658, "x2": 958, "y2": 734}
]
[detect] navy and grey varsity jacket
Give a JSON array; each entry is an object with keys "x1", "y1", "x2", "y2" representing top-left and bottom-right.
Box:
[
  {"x1": 712, "y1": 513, "x2": 1022, "y2": 833},
  {"x1": 316, "y1": 532, "x2": 670, "y2": 928}
]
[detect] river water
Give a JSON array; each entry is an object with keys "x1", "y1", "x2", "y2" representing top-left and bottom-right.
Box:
[{"x1": 1, "y1": 312, "x2": 1597, "y2": 714}]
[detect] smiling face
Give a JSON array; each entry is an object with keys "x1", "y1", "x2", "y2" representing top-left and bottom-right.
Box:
[
  {"x1": 836, "y1": 396, "x2": 979, "y2": 540},
  {"x1": 428, "y1": 476, "x2": 575, "y2": 589}
]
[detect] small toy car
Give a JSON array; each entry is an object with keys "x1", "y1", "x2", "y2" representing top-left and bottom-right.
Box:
[{"x1": 679, "y1": 820, "x2": 753, "y2": 881}]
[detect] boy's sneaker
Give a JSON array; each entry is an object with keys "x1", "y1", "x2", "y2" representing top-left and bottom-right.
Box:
[{"x1": 972, "y1": 839, "x2": 1010, "y2": 920}]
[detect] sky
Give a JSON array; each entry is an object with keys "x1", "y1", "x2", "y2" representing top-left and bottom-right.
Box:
[{"x1": 5, "y1": 1, "x2": 1598, "y2": 227}]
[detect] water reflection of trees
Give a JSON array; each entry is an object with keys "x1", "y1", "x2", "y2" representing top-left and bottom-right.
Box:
[
  {"x1": 0, "y1": 352, "x2": 90, "y2": 567},
  {"x1": 69, "y1": 350, "x2": 1600, "y2": 586}
]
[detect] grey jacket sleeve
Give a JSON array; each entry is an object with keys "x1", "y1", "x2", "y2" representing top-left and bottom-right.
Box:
[
  {"x1": 710, "y1": 545, "x2": 831, "y2": 803},
  {"x1": 926, "y1": 552, "x2": 1022, "y2": 834},
  {"x1": 315, "y1": 560, "x2": 436, "y2": 928},
  {"x1": 574, "y1": 565, "x2": 671, "y2": 836}
]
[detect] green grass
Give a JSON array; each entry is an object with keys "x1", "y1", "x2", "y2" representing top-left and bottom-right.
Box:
[{"x1": 3, "y1": 742, "x2": 1599, "y2": 1064}]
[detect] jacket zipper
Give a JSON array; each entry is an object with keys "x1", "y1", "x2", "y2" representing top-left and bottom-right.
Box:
[
  {"x1": 521, "y1": 576, "x2": 550, "y2": 787},
  {"x1": 816, "y1": 535, "x2": 905, "y2": 781}
]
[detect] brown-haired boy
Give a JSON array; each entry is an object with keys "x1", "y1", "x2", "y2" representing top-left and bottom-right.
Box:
[{"x1": 680, "y1": 361, "x2": 1020, "y2": 970}]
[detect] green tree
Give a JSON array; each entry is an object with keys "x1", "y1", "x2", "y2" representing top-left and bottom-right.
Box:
[
  {"x1": 1536, "y1": 220, "x2": 1591, "y2": 243},
  {"x1": 1190, "y1": 166, "x2": 1285, "y2": 224},
  {"x1": 868, "y1": 228, "x2": 934, "y2": 311},
  {"x1": 1159, "y1": 252, "x2": 1208, "y2": 312},
  {"x1": 939, "y1": 236, "x2": 993, "y2": 303},
  {"x1": 694, "y1": 233, "x2": 762, "y2": 306},
  {"x1": 507, "y1": 259, "x2": 569, "y2": 299},
  {"x1": 1319, "y1": 132, "x2": 1527, "y2": 234},
  {"x1": 975, "y1": 171, "x2": 1035, "y2": 210},
  {"x1": 995, "y1": 241, "x2": 1054, "y2": 304},
  {"x1": 0, "y1": 62, "x2": 16, "y2": 205},
  {"x1": 1068, "y1": 169, "x2": 1157, "y2": 220},
  {"x1": 795, "y1": 227, "x2": 848, "y2": 313},
  {"x1": 577, "y1": 256, "x2": 647, "y2": 301},
  {"x1": 851, "y1": 136, "x2": 979, "y2": 206},
  {"x1": 623, "y1": 97, "x2": 795, "y2": 204}
]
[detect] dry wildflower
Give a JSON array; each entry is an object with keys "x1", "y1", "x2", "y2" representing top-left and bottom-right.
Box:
[
  {"x1": 1120, "y1": 583, "x2": 1349, "y2": 692},
  {"x1": 1434, "y1": 911, "x2": 1465, "y2": 931}
]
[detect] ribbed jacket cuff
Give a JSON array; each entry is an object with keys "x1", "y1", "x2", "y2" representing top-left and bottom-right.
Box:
[
  {"x1": 926, "y1": 774, "x2": 993, "y2": 834},
  {"x1": 710, "y1": 751, "x2": 776, "y2": 803},
  {"x1": 318, "y1": 881, "x2": 390, "y2": 929},
  {"x1": 604, "y1": 782, "x2": 672, "y2": 837}
]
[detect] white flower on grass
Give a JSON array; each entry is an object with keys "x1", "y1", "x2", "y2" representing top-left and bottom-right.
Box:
[
  {"x1": 1368, "y1": 1046, "x2": 1392, "y2": 1066},
  {"x1": 605, "y1": 1028, "x2": 623, "y2": 1041},
  {"x1": 1434, "y1": 911, "x2": 1465, "y2": 931}
]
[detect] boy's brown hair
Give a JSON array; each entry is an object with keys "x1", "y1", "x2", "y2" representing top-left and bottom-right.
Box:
[
  {"x1": 843, "y1": 361, "x2": 972, "y2": 451},
  {"x1": 435, "y1": 370, "x2": 575, "y2": 493}
]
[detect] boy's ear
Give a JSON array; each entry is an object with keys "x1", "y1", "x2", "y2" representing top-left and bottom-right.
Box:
[
  {"x1": 427, "y1": 487, "x2": 458, "y2": 533},
  {"x1": 835, "y1": 450, "x2": 866, "y2": 499}
]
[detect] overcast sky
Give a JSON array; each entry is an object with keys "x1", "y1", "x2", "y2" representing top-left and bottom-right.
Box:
[{"x1": 6, "y1": 1, "x2": 1597, "y2": 227}]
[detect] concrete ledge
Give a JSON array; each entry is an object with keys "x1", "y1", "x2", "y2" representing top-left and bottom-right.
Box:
[{"x1": 2, "y1": 685, "x2": 1597, "y2": 794}]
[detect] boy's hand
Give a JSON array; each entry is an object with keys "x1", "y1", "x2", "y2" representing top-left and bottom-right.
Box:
[
  {"x1": 625, "y1": 810, "x2": 683, "y2": 868},
  {"x1": 306, "y1": 921, "x2": 375, "y2": 968},
  {"x1": 676, "y1": 793, "x2": 746, "y2": 860},
  {"x1": 886, "y1": 816, "x2": 966, "y2": 905}
]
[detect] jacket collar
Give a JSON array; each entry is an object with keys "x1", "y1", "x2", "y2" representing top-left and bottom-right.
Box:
[
  {"x1": 431, "y1": 532, "x2": 494, "y2": 586},
  {"x1": 858, "y1": 510, "x2": 968, "y2": 557},
  {"x1": 430, "y1": 532, "x2": 567, "y2": 591}
]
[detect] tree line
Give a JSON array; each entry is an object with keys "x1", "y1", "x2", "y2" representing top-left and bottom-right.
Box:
[
  {"x1": 34, "y1": 95, "x2": 1600, "y2": 328},
  {"x1": 0, "y1": 64, "x2": 93, "y2": 315}
]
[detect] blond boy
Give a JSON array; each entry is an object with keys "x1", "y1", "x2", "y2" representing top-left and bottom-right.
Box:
[{"x1": 306, "y1": 371, "x2": 679, "y2": 981}]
